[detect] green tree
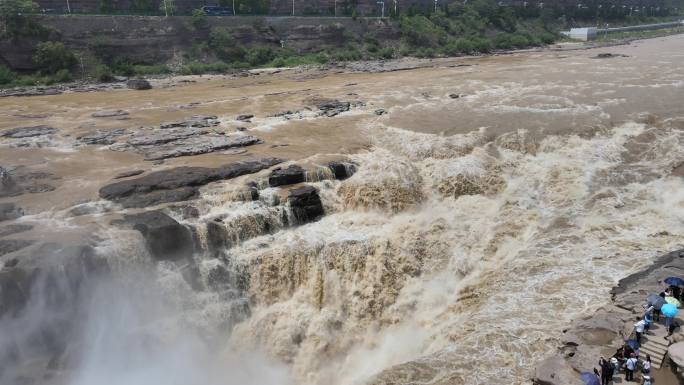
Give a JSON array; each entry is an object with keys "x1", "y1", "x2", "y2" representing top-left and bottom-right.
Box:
[
  {"x1": 0, "y1": 0, "x2": 38, "y2": 39},
  {"x1": 33, "y1": 41, "x2": 77, "y2": 74},
  {"x1": 191, "y1": 9, "x2": 208, "y2": 30}
]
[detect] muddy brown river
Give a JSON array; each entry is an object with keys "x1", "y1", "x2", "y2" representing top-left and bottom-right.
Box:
[{"x1": 1, "y1": 35, "x2": 683, "y2": 385}]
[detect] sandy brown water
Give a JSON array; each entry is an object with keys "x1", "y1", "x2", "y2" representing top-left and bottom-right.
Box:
[{"x1": 1, "y1": 34, "x2": 684, "y2": 385}]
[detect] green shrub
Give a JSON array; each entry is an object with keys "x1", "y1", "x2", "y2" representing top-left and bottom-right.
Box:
[
  {"x1": 400, "y1": 15, "x2": 446, "y2": 48},
  {"x1": 33, "y1": 42, "x2": 77, "y2": 75},
  {"x1": 0, "y1": 66, "x2": 14, "y2": 85},
  {"x1": 539, "y1": 32, "x2": 556, "y2": 44},
  {"x1": 471, "y1": 37, "x2": 493, "y2": 53},
  {"x1": 53, "y1": 69, "x2": 71, "y2": 83},
  {"x1": 493, "y1": 34, "x2": 513, "y2": 49},
  {"x1": 444, "y1": 38, "x2": 475, "y2": 55},
  {"x1": 378, "y1": 47, "x2": 394, "y2": 59},
  {"x1": 245, "y1": 47, "x2": 275, "y2": 66},
  {"x1": 191, "y1": 9, "x2": 208, "y2": 30},
  {"x1": 208, "y1": 28, "x2": 246, "y2": 62},
  {"x1": 94, "y1": 64, "x2": 115, "y2": 82},
  {"x1": 180, "y1": 61, "x2": 232, "y2": 75},
  {"x1": 509, "y1": 34, "x2": 530, "y2": 48}
]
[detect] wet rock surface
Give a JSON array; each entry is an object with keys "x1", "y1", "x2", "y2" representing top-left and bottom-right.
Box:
[
  {"x1": 0, "y1": 166, "x2": 22, "y2": 197},
  {"x1": 1, "y1": 125, "x2": 58, "y2": 138},
  {"x1": 269, "y1": 165, "x2": 306, "y2": 187},
  {"x1": 142, "y1": 134, "x2": 260, "y2": 161},
  {"x1": 126, "y1": 79, "x2": 152, "y2": 90},
  {"x1": 288, "y1": 185, "x2": 324, "y2": 224},
  {"x1": 99, "y1": 158, "x2": 283, "y2": 208},
  {"x1": 114, "y1": 169, "x2": 145, "y2": 179},
  {"x1": 91, "y1": 110, "x2": 129, "y2": 118},
  {"x1": 159, "y1": 115, "x2": 219, "y2": 129},
  {"x1": 0, "y1": 224, "x2": 33, "y2": 237},
  {"x1": 0, "y1": 239, "x2": 35, "y2": 256},
  {"x1": 119, "y1": 210, "x2": 194, "y2": 261},
  {"x1": 0, "y1": 203, "x2": 23, "y2": 222},
  {"x1": 77, "y1": 129, "x2": 127, "y2": 145}
]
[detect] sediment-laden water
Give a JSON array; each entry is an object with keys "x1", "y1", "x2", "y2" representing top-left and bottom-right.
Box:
[{"x1": 1, "y1": 35, "x2": 684, "y2": 385}]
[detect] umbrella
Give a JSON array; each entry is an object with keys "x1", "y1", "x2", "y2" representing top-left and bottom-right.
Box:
[
  {"x1": 624, "y1": 339, "x2": 640, "y2": 350},
  {"x1": 662, "y1": 303, "x2": 679, "y2": 318},
  {"x1": 665, "y1": 296, "x2": 682, "y2": 308},
  {"x1": 580, "y1": 372, "x2": 600, "y2": 385},
  {"x1": 664, "y1": 277, "x2": 684, "y2": 286},
  {"x1": 647, "y1": 294, "x2": 667, "y2": 309}
]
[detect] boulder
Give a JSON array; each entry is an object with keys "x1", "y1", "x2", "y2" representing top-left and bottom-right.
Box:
[
  {"x1": 126, "y1": 79, "x2": 152, "y2": 90},
  {"x1": 91, "y1": 110, "x2": 129, "y2": 118},
  {"x1": 269, "y1": 165, "x2": 306, "y2": 187},
  {"x1": 533, "y1": 355, "x2": 583, "y2": 385},
  {"x1": 288, "y1": 186, "x2": 324, "y2": 224},
  {"x1": 99, "y1": 158, "x2": 282, "y2": 208},
  {"x1": 328, "y1": 162, "x2": 357, "y2": 180},
  {"x1": 160, "y1": 115, "x2": 219, "y2": 129},
  {"x1": 1, "y1": 125, "x2": 58, "y2": 138},
  {"x1": 0, "y1": 203, "x2": 23, "y2": 222},
  {"x1": 142, "y1": 134, "x2": 260, "y2": 161},
  {"x1": 1, "y1": 166, "x2": 23, "y2": 197},
  {"x1": 0, "y1": 224, "x2": 33, "y2": 237},
  {"x1": 316, "y1": 99, "x2": 350, "y2": 117},
  {"x1": 669, "y1": 341, "x2": 684, "y2": 368},
  {"x1": 77, "y1": 129, "x2": 126, "y2": 145},
  {"x1": 236, "y1": 114, "x2": 254, "y2": 122},
  {"x1": 122, "y1": 210, "x2": 194, "y2": 261},
  {"x1": 0, "y1": 239, "x2": 35, "y2": 256}
]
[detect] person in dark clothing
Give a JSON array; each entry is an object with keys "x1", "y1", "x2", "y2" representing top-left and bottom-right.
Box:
[
  {"x1": 672, "y1": 285, "x2": 682, "y2": 300},
  {"x1": 599, "y1": 357, "x2": 613, "y2": 385},
  {"x1": 654, "y1": 292, "x2": 666, "y2": 321}
]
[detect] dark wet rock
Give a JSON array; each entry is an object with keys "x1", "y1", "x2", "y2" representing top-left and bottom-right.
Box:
[
  {"x1": 0, "y1": 203, "x2": 23, "y2": 222},
  {"x1": 99, "y1": 158, "x2": 282, "y2": 208},
  {"x1": 235, "y1": 126, "x2": 248, "y2": 132},
  {"x1": 1, "y1": 166, "x2": 23, "y2": 197},
  {"x1": 374, "y1": 108, "x2": 387, "y2": 115},
  {"x1": 114, "y1": 170, "x2": 144, "y2": 179},
  {"x1": 126, "y1": 127, "x2": 209, "y2": 146},
  {"x1": 448, "y1": 93, "x2": 461, "y2": 99},
  {"x1": 77, "y1": 129, "x2": 126, "y2": 145},
  {"x1": 328, "y1": 162, "x2": 357, "y2": 180},
  {"x1": 288, "y1": 186, "x2": 324, "y2": 224},
  {"x1": 316, "y1": 99, "x2": 351, "y2": 117},
  {"x1": 1, "y1": 125, "x2": 58, "y2": 138},
  {"x1": 91, "y1": 110, "x2": 129, "y2": 118},
  {"x1": 142, "y1": 134, "x2": 260, "y2": 161},
  {"x1": 592, "y1": 53, "x2": 628, "y2": 59},
  {"x1": 159, "y1": 115, "x2": 219, "y2": 129},
  {"x1": 0, "y1": 88, "x2": 62, "y2": 98},
  {"x1": 114, "y1": 186, "x2": 199, "y2": 208},
  {"x1": 0, "y1": 239, "x2": 35, "y2": 256},
  {"x1": 0, "y1": 224, "x2": 33, "y2": 237},
  {"x1": 236, "y1": 114, "x2": 254, "y2": 122},
  {"x1": 4, "y1": 258, "x2": 19, "y2": 268},
  {"x1": 121, "y1": 210, "x2": 194, "y2": 261},
  {"x1": 24, "y1": 184, "x2": 56, "y2": 193},
  {"x1": 126, "y1": 79, "x2": 152, "y2": 90},
  {"x1": 269, "y1": 165, "x2": 306, "y2": 187}
]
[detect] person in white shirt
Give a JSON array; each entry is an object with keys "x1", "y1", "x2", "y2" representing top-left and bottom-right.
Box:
[
  {"x1": 641, "y1": 354, "x2": 651, "y2": 375},
  {"x1": 634, "y1": 318, "x2": 646, "y2": 343},
  {"x1": 625, "y1": 353, "x2": 638, "y2": 381}
]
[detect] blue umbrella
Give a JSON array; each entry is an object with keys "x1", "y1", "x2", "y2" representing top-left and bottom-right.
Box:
[
  {"x1": 662, "y1": 303, "x2": 679, "y2": 318},
  {"x1": 665, "y1": 277, "x2": 684, "y2": 286},
  {"x1": 647, "y1": 294, "x2": 667, "y2": 309},
  {"x1": 580, "y1": 372, "x2": 600, "y2": 385},
  {"x1": 624, "y1": 339, "x2": 640, "y2": 350}
]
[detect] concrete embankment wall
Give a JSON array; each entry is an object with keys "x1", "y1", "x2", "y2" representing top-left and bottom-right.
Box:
[
  {"x1": 564, "y1": 20, "x2": 684, "y2": 40},
  {"x1": 0, "y1": 15, "x2": 398, "y2": 71}
]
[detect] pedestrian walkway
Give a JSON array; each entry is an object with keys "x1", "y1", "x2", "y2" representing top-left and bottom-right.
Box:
[{"x1": 640, "y1": 323, "x2": 669, "y2": 369}]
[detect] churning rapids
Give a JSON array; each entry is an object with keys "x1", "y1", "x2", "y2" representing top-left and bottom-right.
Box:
[{"x1": 1, "y1": 35, "x2": 684, "y2": 385}]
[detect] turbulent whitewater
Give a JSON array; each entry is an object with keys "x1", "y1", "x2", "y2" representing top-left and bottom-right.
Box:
[{"x1": 1, "y1": 35, "x2": 684, "y2": 385}]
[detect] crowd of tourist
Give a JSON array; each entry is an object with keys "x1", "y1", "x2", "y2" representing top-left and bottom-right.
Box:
[{"x1": 586, "y1": 278, "x2": 683, "y2": 385}]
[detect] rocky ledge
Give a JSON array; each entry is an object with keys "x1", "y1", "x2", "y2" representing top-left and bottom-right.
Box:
[{"x1": 534, "y1": 249, "x2": 684, "y2": 385}]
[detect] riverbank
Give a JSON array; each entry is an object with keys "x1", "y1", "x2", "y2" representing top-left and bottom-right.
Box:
[{"x1": 534, "y1": 249, "x2": 684, "y2": 385}]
